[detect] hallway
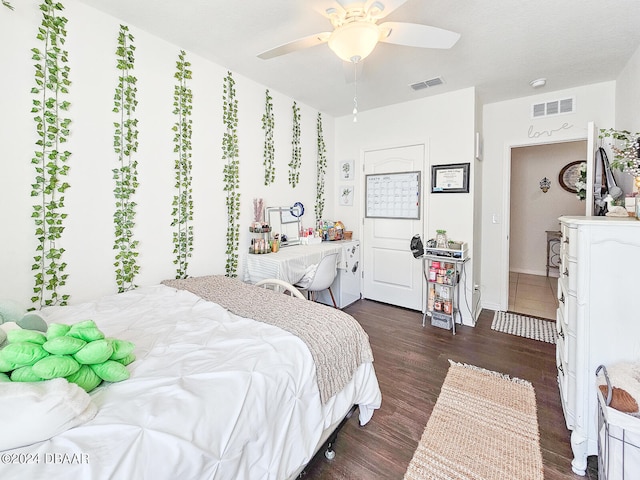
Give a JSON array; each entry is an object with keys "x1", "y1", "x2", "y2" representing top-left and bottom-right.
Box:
[{"x1": 509, "y1": 272, "x2": 558, "y2": 320}]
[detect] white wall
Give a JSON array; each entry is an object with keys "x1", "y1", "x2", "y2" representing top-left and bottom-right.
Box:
[
  {"x1": 614, "y1": 44, "x2": 640, "y2": 194},
  {"x1": 0, "y1": 0, "x2": 334, "y2": 307},
  {"x1": 616, "y1": 44, "x2": 640, "y2": 134},
  {"x1": 481, "y1": 82, "x2": 616, "y2": 310},
  {"x1": 333, "y1": 88, "x2": 478, "y2": 325}
]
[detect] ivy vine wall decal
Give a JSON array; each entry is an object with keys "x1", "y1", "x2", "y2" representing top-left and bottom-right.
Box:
[
  {"x1": 289, "y1": 101, "x2": 301, "y2": 188},
  {"x1": 262, "y1": 89, "x2": 275, "y2": 186},
  {"x1": 112, "y1": 24, "x2": 140, "y2": 292},
  {"x1": 222, "y1": 72, "x2": 240, "y2": 277},
  {"x1": 171, "y1": 50, "x2": 194, "y2": 279},
  {"x1": 31, "y1": 0, "x2": 71, "y2": 308},
  {"x1": 315, "y1": 112, "x2": 327, "y2": 223}
]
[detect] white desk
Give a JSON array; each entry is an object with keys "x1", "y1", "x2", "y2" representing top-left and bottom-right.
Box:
[{"x1": 243, "y1": 242, "x2": 346, "y2": 285}]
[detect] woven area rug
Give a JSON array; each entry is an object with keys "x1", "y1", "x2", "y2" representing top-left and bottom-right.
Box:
[
  {"x1": 491, "y1": 311, "x2": 557, "y2": 344},
  {"x1": 404, "y1": 361, "x2": 544, "y2": 480}
]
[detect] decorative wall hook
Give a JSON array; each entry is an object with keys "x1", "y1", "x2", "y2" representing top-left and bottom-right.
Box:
[{"x1": 540, "y1": 177, "x2": 551, "y2": 193}]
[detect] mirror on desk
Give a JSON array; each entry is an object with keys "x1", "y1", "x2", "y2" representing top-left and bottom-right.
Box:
[{"x1": 266, "y1": 206, "x2": 302, "y2": 246}]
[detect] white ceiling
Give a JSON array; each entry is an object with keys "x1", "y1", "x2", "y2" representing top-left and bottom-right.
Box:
[{"x1": 76, "y1": 0, "x2": 640, "y2": 117}]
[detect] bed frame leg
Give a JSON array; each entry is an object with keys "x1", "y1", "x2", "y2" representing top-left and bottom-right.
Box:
[
  {"x1": 324, "y1": 444, "x2": 336, "y2": 460},
  {"x1": 323, "y1": 404, "x2": 357, "y2": 460},
  {"x1": 300, "y1": 405, "x2": 358, "y2": 475}
]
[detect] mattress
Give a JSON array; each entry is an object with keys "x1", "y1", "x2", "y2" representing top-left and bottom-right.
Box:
[{"x1": 0, "y1": 285, "x2": 381, "y2": 479}]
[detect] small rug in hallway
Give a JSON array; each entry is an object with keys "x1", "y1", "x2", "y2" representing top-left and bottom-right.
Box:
[
  {"x1": 404, "y1": 361, "x2": 544, "y2": 480},
  {"x1": 491, "y1": 310, "x2": 557, "y2": 344}
]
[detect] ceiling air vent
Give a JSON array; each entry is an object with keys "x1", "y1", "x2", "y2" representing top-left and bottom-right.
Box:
[
  {"x1": 410, "y1": 76, "x2": 444, "y2": 91},
  {"x1": 531, "y1": 97, "x2": 575, "y2": 118}
]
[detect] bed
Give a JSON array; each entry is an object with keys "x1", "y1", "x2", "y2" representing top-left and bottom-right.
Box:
[{"x1": 0, "y1": 276, "x2": 381, "y2": 479}]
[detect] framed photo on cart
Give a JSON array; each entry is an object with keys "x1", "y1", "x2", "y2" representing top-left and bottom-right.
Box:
[{"x1": 431, "y1": 163, "x2": 470, "y2": 193}]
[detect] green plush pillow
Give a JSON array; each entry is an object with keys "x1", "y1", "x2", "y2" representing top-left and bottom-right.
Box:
[
  {"x1": 0, "y1": 355, "x2": 18, "y2": 373},
  {"x1": 107, "y1": 338, "x2": 136, "y2": 361},
  {"x1": 90, "y1": 360, "x2": 130, "y2": 382},
  {"x1": 33, "y1": 355, "x2": 81, "y2": 380},
  {"x1": 67, "y1": 320, "x2": 105, "y2": 343},
  {"x1": 114, "y1": 353, "x2": 136, "y2": 366},
  {"x1": 46, "y1": 323, "x2": 71, "y2": 340},
  {"x1": 43, "y1": 336, "x2": 87, "y2": 355},
  {"x1": 1, "y1": 342, "x2": 49, "y2": 366},
  {"x1": 0, "y1": 372, "x2": 11, "y2": 382},
  {"x1": 7, "y1": 329, "x2": 47, "y2": 345},
  {"x1": 10, "y1": 365, "x2": 44, "y2": 382},
  {"x1": 65, "y1": 364, "x2": 103, "y2": 392},
  {"x1": 73, "y1": 339, "x2": 113, "y2": 365}
]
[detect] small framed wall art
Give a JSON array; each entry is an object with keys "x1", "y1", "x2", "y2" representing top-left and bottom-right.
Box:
[
  {"x1": 340, "y1": 159, "x2": 355, "y2": 181},
  {"x1": 339, "y1": 185, "x2": 354, "y2": 206},
  {"x1": 431, "y1": 163, "x2": 470, "y2": 193}
]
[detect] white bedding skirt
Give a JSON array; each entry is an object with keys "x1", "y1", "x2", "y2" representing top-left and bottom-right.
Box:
[{"x1": 0, "y1": 285, "x2": 381, "y2": 480}]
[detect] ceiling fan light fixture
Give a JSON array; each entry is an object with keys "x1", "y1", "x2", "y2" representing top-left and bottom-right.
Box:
[{"x1": 328, "y1": 21, "x2": 380, "y2": 62}]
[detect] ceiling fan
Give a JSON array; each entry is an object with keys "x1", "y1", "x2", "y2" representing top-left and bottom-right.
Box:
[{"x1": 257, "y1": 0, "x2": 460, "y2": 64}]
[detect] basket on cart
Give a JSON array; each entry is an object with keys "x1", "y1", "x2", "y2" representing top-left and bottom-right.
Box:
[{"x1": 596, "y1": 365, "x2": 640, "y2": 480}]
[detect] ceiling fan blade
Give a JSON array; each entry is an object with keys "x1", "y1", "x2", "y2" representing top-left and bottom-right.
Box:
[
  {"x1": 314, "y1": 0, "x2": 346, "y2": 18},
  {"x1": 364, "y1": 0, "x2": 408, "y2": 19},
  {"x1": 257, "y1": 32, "x2": 331, "y2": 60},
  {"x1": 378, "y1": 22, "x2": 460, "y2": 49}
]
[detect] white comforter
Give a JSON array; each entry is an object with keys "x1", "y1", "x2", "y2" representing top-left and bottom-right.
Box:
[{"x1": 0, "y1": 285, "x2": 381, "y2": 480}]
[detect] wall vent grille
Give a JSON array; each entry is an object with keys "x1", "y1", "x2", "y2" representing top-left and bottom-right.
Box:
[
  {"x1": 531, "y1": 97, "x2": 575, "y2": 118},
  {"x1": 410, "y1": 76, "x2": 444, "y2": 91}
]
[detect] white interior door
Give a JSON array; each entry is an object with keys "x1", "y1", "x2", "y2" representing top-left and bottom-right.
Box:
[
  {"x1": 585, "y1": 121, "x2": 597, "y2": 215},
  {"x1": 362, "y1": 144, "x2": 425, "y2": 310}
]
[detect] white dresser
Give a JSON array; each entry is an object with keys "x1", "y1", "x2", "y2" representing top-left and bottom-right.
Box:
[{"x1": 557, "y1": 216, "x2": 640, "y2": 475}]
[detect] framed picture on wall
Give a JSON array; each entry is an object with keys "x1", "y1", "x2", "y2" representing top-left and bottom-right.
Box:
[
  {"x1": 431, "y1": 163, "x2": 470, "y2": 193},
  {"x1": 558, "y1": 160, "x2": 585, "y2": 193},
  {"x1": 339, "y1": 185, "x2": 354, "y2": 206},
  {"x1": 340, "y1": 160, "x2": 355, "y2": 181}
]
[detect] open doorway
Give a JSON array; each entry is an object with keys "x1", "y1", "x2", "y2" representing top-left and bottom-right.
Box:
[{"x1": 508, "y1": 140, "x2": 586, "y2": 319}]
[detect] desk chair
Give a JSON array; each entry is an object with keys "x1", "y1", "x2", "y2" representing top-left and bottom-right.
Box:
[
  {"x1": 254, "y1": 279, "x2": 306, "y2": 300},
  {"x1": 294, "y1": 253, "x2": 338, "y2": 308}
]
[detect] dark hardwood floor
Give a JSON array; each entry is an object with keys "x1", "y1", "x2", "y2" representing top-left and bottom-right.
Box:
[{"x1": 303, "y1": 300, "x2": 598, "y2": 479}]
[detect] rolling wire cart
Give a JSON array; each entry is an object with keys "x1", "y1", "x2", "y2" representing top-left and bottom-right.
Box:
[
  {"x1": 596, "y1": 365, "x2": 640, "y2": 480},
  {"x1": 421, "y1": 255, "x2": 468, "y2": 335}
]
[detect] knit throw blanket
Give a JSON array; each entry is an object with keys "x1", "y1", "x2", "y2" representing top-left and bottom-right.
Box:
[{"x1": 161, "y1": 275, "x2": 374, "y2": 404}]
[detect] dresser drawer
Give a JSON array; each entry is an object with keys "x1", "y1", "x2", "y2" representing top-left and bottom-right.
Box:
[
  {"x1": 561, "y1": 224, "x2": 577, "y2": 260},
  {"x1": 557, "y1": 331, "x2": 568, "y2": 364},
  {"x1": 560, "y1": 260, "x2": 577, "y2": 295},
  {"x1": 556, "y1": 282, "x2": 577, "y2": 334},
  {"x1": 556, "y1": 331, "x2": 575, "y2": 368},
  {"x1": 556, "y1": 347, "x2": 576, "y2": 429}
]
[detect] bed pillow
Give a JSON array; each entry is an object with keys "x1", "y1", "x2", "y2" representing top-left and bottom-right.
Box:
[
  {"x1": 65, "y1": 365, "x2": 102, "y2": 392},
  {"x1": 43, "y1": 335, "x2": 87, "y2": 355},
  {"x1": 0, "y1": 320, "x2": 135, "y2": 392},
  {"x1": 0, "y1": 378, "x2": 97, "y2": 451}
]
